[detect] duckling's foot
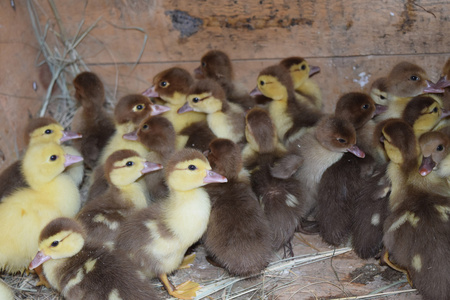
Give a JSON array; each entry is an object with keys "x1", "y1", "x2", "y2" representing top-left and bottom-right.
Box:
[
  {"x1": 159, "y1": 274, "x2": 200, "y2": 299},
  {"x1": 178, "y1": 253, "x2": 196, "y2": 270},
  {"x1": 297, "y1": 218, "x2": 320, "y2": 235},
  {"x1": 381, "y1": 250, "x2": 413, "y2": 287},
  {"x1": 34, "y1": 265, "x2": 51, "y2": 289}
]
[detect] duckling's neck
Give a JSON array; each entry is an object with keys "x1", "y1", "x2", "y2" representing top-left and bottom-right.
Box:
[
  {"x1": 163, "y1": 188, "x2": 211, "y2": 247},
  {"x1": 118, "y1": 180, "x2": 149, "y2": 209},
  {"x1": 162, "y1": 106, "x2": 205, "y2": 133},
  {"x1": 207, "y1": 111, "x2": 242, "y2": 142},
  {"x1": 162, "y1": 92, "x2": 188, "y2": 106},
  {"x1": 42, "y1": 258, "x2": 67, "y2": 291},
  {"x1": 269, "y1": 100, "x2": 293, "y2": 141}
]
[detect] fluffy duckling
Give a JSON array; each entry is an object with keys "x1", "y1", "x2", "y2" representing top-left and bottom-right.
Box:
[
  {"x1": 0, "y1": 117, "x2": 81, "y2": 200},
  {"x1": 71, "y1": 71, "x2": 116, "y2": 170},
  {"x1": 0, "y1": 142, "x2": 82, "y2": 273},
  {"x1": 178, "y1": 120, "x2": 218, "y2": 152},
  {"x1": 29, "y1": 217, "x2": 158, "y2": 300},
  {"x1": 194, "y1": 50, "x2": 255, "y2": 110},
  {"x1": 203, "y1": 138, "x2": 272, "y2": 275},
  {"x1": 142, "y1": 67, "x2": 206, "y2": 133},
  {"x1": 252, "y1": 65, "x2": 322, "y2": 146},
  {"x1": 381, "y1": 119, "x2": 450, "y2": 299},
  {"x1": 279, "y1": 56, "x2": 323, "y2": 110},
  {"x1": 271, "y1": 115, "x2": 365, "y2": 226},
  {"x1": 242, "y1": 107, "x2": 304, "y2": 257},
  {"x1": 98, "y1": 94, "x2": 170, "y2": 165},
  {"x1": 178, "y1": 79, "x2": 245, "y2": 144},
  {"x1": 123, "y1": 115, "x2": 175, "y2": 201},
  {"x1": 115, "y1": 148, "x2": 227, "y2": 299},
  {"x1": 418, "y1": 132, "x2": 450, "y2": 190},
  {"x1": 77, "y1": 150, "x2": 162, "y2": 247}
]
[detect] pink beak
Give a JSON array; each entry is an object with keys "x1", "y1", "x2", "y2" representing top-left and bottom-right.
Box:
[
  {"x1": 203, "y1": 170, "x2": 227, "y2": 184},
  {"x1": 142, "y1": 85, "x2": 159, "y2": 98},
  {"x1": 64, "y1": 154, "x2": 84, "y2": 167},
  {"x1": 347, "y1": 144, "x2": 365, "y2": 158},
  {"x1": 250, "y1": 87, "x2": 263, "y2": 97},
  {"x1": 29, "y1": 250, "x2": 51, "y2": 270},
  {"x1": 60, "y1": 130, "x2": 82, "y2": 143},
  {"x1": 123, "y1": 130, "x2": 139, "y2": 141},
  {"x1": 309, "y1": 65, "x2": 321, "y2": 77},
  {"x1": 141, "y1": 161, "x2": 163, "y2": 174},
  {"x1": 419, "y1": 156, "x2": 435, "y2": 176},
  {"x1": 178, "y1": 102, "x2": 194, "y2": 114},
  {"x1": 150, "y1": 104, "x2": 171, "y2": 116}
]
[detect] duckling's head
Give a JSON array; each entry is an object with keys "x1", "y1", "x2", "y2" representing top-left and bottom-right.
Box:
[
  {"x1": 381, "y1": 119, "x2": 419, "y2": 167},
  {"x1": 402, "y1": 95, "x2": 449, "y2": 136},
  {"x1": 144, "y1": 67, "x2": 194, "y2": 105},
  {"x1": 386, "y1": 61, "x2": 429, "y2": 97},
  {"x1": 123, "y1": 115, "x2": 176, "y2": 154},
  {"x1": 25, "y1": 117, "x2": 81, "y2": 145},
  {"x1": 315, "y1": 116, "x2": 365, "y2": 158},
  {"x1": 279, "y1": 57, "x2": 320, "y2": 89},
  {"x1": 254, "y1": 65, "x2": 294, "y2": 102},
  {"x1": 114, "y1": 94, "x2": 169, "y2": 125},
  {"x1": 22, "y1": 143, "x2": 83, "y2": 186},
  {"x1": 418, "y1": 131, "x2": 450, "y2": 176},
  {"x1": 335, "y1": 92, "x2": 384, "y2": 129},
  {"x1": 205, "y1": 138, "x2": 242, "y2": 179},
  {"x1": 73, "y1": 72, "x2": 105, "y2": 107},
  {"x1": 178, "y1": 79, "x2": 226, "y2": 114},
  {"x1": 165, "y1": 148, "x2": 227, "y2": 191},
  {"x1": 29, "y1": 218, "x2": 86, "y2": 270},
  {"x1": 245, "y1": 107, "x2": 278, "y2": 154},
  {"x1": 194, "y1": 50, "x2": 233, "y2": 81},
  {"x1": 369, "y1": 77, "x2": 389, "y2": 105},
  {"x1": 104, "y1": 149, "x2": 162, "y2": 187}
]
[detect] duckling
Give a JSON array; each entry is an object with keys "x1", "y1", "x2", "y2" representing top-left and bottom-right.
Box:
[
  {"x1": 77, "y1": 150, "x2": 162, "y2": 247},
  {"x1": 178, "y1": 79, "x2": 245, "y2": 144},
  {"x1": 29, "y1": 217, "x2": 159, "y2": 300},
  {"x1": 271, "y1": 115, "x2": 365, "y2": 227},
  {"x1": 71, "y1": 71, "x2": 116, "y2": 170},
  {"x1": 98, "y1": 94, "x2": 170, "y2": 165},
  {"x1": 418, "y1": 131, "x2": 450, "y2": 188},
  {"x1": 252, "y1": 65, "x2": 322, "y2": 146},
  {"x1": 203, "y1": 138, "x2": 272, "y2": 275},
  {"x1": 242, "y1": 107, "x2": 304, "y2": 257},
  {"x1": 115, "y1": 148, "x2": 227, "y2": 299},
  {"x1": 178, "y1": 120, "x2": 217, "y2": 152},
  {"x1": 381, "y1": 119, "x2": 450, "y2": 299},
  {"x1": 279, "y1": 56, "x2": 323, "y2": 110},
  {"x1": 0, "y1": 117, "x2": 82, "y2": 200},
  {"x1": 142, "y1": 67, "x2": 206, "y2": 133},
  {"x1": 0, "y1": 142, "x2": 82, "y2": 273},
  {"x1": 369, "y1": 77, "x2": 389, "y2": 105},
  {"x1": 123, "y1": 115, "x2": 175, "y2": 201},
  {"x1": 194, "y1": 50, "x2": 255, "y2": 110}
]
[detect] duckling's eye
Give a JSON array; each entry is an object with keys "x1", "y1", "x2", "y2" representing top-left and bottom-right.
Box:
[
  {"x1": 301, "y1": 64, "x2": 306, "y2": 70},
  {"x1": 337, "y1": 138, "x2": 347, "y2": 144},
  {"x1": 159, "y1": 81, "x2": 168, "y2": 88},
  {"x1": 432, "y1": 107, "x2": 439, "y2": 113},
  {"x1": 50, "y1": 155, "x2": 58, "y2": 161},
  {"x1": 260, "y1": 80, "x2": 265, "y2": 86},
  {"x1": 362, "y1": 104, "x2": 370, "y2": 110},
  {"x1": 126, "y1": 161, "x2": 134, "y2": 167},
  {"x1": 188, "y1": 165, "x2": 197, "y2": 171},
  {"x1": 136, "y1": 104, "x2": 144, "y2": 111},
  {"x1": 380, "y1": 95, "x2": 386, "y2": 100},
  {"x1": 192, "y1": 97, "x2": 200, "y2": 103},
  {"x1": 410, "y1": 75, "x2": 419, "y2": 81},
  {"x1": 437, "y1": 145, "x2": 444, "y2": 151},
  {"x1": 142, "y1": 124, "x2": 149, "y2": 130},
  {"x1": 44, "y1": 129, "x2": 53, "y2": 134},
  {"x1": 51, "y1": 241, "x2": 59, "y2": 247},
  {"x1": 201, "y1": 61, "x2": 206, "y2": 67}
]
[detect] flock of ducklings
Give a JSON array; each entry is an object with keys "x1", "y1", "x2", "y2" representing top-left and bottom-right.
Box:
[{"x1": 1, "y1": 50, "x2": 450, "y2": 300}]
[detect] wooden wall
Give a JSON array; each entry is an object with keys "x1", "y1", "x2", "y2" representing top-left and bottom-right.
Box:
[{"x1": 1, "y1": 0, "x2": 449, "y2": 172}]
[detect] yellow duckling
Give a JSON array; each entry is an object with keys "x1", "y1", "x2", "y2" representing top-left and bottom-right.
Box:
[
  {"x1": 115, "y1": 148, "x2": 227, "y2": 299},
  {"x1": 29, "y1": 217, "x2": 159, "y2": 299},
  {"x1": 0, "y1": 142, "x2": 82, "y2": 273}
]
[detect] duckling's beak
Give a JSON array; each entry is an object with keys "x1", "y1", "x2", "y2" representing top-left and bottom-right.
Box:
[
  {"x1": 142, "y1": 85, "x2": 159, "y2": 98},
  {"x1": 249, "y1": 87, "x2": 262, "y2": 97},
  {"x1": 150, "y1": 104, "x2": 171, "y2": 116},
  {"x1": 60, "y1": 130, "x2": 82, "y2": 143},
  {"x1": 374, "y1": 104, "x2": 388, "y2": 116},
  {"x1": 64, "y1": 154, "x2": 84, "y2": 168},
  {"x1": 347, "y1": 144, "x2": 365, "y2": 158},
  {"x1": 419, "y1": 156, "x2": 436, "y2": 176},
  {"x1": 309, "y1": 65, "x2": 320, "y2": 77},
  {"x1": 141, "y1": 162, "x2": 163, "y2": 174},
  {"x1": 440, "y1": 108, "x2": 450, "y2": 119},
  {"x1": 423, "y1": 77, "x2": 450, "y2": 94},
  {"x1": 178, "y1": 102, "x2": 194, "y2": 114},
  {"x1": 123, "y1": 130, "x2": 138, "y2": 141},
  {"x1": 203, "y1": 170, "x2": 227, "y2": 184},
  {"x1": 194, "y1": 66, "x2": 203, "y2": 77},
  {"x1": 29, "y1": 251, "x2": 51, "y2": 270}
]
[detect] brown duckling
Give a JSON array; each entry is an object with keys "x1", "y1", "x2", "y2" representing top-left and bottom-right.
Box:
[
  {"x1": 279, "y1": 56, "x2": 323, "y2": 110},
  {"x1": 178, "y1": 78, "x2": 245, "y2": 144},
  {"x1": 381, "y1": 119, "x2": 450, "y2": 300},
  {"x1": 142, "y1": 67, "x2": 206, "y2": 133},
  {"x1": 419, "y1": 131, "x2": 450, "y2": 178},
  {"x1": 203, "y1": 138, "x2": 272, "y2": 275},
  {"x1": 242, "y1": 107, "x2": 304, "y2": 257},
  {"x1": 71, "y1": 71, "x2": 116, "y2": 170},
  {"x1": 194, "y1": 50, "x2": 255, "y2": 111},
  {"x1": 29, "y1": 217, "x2": 159, "y2": 300},
  {"x1": 77, "y1": 150, "x2": 162, "y2": 247},
  {"x1": 115, "y1": 148, "x2": 227, "y2": 299},
  {"x1": 251, "y1": 65, "x2": 323, "y2": 146}
]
